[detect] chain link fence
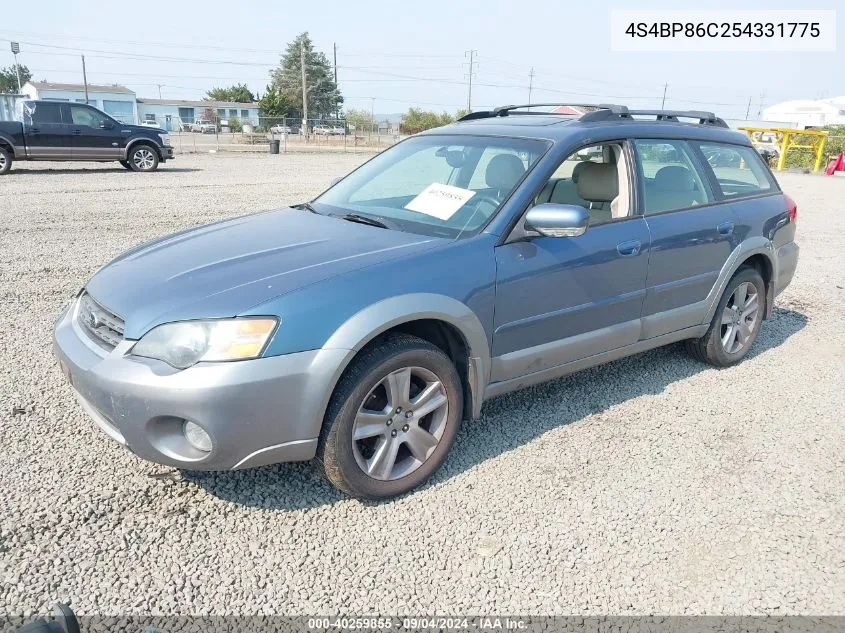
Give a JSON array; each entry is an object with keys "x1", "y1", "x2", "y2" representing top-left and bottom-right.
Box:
[{"x1": 141, "y1": 113, "x2": 404, "y2": 154}]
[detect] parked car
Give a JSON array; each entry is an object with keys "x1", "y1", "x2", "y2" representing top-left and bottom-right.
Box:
[
  {"x1": 270, "y1": 124, "x2": 292, "y2": 134},
  {"x1": 0, "y1": 100, "x2": 174, "y2": 174},
  {"x1": 53, "y1": 104, "x2": 799, "y2": 499},
  {"x1": 330, "y1": 125, "x2": 346, "y2": 136},
  {"x1": 190, "y1": 120, "x2": 217, "y2": 134}
]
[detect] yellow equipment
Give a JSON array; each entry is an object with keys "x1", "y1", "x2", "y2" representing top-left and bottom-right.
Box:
[{"x1": 739, "y1": 126, "x2": 829, "y2": 172}]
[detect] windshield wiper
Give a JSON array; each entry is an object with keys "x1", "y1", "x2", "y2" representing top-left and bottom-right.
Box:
[
  {"x1": 293, "y1": 201, "x2": 319, "y2": 214},
  {"x1": 340, "y1": 213, "x2": 390, "y2": 229}
]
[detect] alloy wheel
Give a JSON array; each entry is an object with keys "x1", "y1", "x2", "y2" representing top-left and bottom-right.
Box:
[
  {"x1": 352, "y1": 366, "x2": 449, "y2": 481},
  {"x1": 720, "y1": 281, "x2": 760, "y2": 354},
  {"x1": 133, "y1": 148, "x2": 156, "y2": 170},
  {"x1": 0, "y1": 153, "x2": 6, "y2": 170}
]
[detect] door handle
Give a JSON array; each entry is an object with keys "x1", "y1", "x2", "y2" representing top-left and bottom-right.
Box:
[
  {"x1": 29, "y1": 127, "x2": 40, "y2": 133},
  {"x1": 617, "y1": 239, "x2": 642, "y2": 256},
  {"x1": 717, "y1": 221, "x2": 734, "y2": 235}
]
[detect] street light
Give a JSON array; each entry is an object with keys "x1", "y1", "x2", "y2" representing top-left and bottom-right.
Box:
[{"x1": 10, "y1": 42, "x2": 22, "y2": 93}]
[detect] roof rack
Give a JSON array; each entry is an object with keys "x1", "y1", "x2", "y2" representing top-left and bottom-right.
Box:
[{"x1": 457, "y1": 103, "x2": 728, "y2": 128}]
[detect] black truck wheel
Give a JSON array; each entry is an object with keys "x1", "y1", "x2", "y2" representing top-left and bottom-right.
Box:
[{"x1": 0, "y1": 147, "x2": 12, "y2": 175}]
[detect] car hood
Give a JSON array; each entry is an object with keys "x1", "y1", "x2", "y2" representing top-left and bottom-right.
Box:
[{"x1": 86, "y1": 208, "x2": 440, "y2": 338}]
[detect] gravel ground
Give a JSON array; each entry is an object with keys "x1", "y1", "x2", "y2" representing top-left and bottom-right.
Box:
[{"x1": 0, "y1": 154, "x2": 843, "y2": 617}]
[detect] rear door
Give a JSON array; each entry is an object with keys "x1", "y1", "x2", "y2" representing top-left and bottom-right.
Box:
[
  {"x1": 24, "y1": 101, "x2": 72, "y2": 159},
  {"x1": 68, "y1": 104, "x2": 123, "y2": 159},
  {"x1": 632, "y1": 139, "x2": 738, "y2": 338}
]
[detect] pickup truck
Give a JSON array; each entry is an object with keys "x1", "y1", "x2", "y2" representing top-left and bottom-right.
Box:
[{"x1": 0, "y1": 100, "x2": 174, "y2": 175}]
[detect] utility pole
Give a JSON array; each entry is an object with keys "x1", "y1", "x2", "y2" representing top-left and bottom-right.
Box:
[
  {"x1": 745, "y1": 96, "x2": 752, "y2": 120},
  {"x1": 464, "y1": 50, "x2": 477, "y2": 112},
  {"x1": 157, "y1": 84, "x2": 162, "y2": 99},
  {"x1": 370, "y1": 97, "x2": 375, "y2": 141},
  {"x1": 10, "y1": 42, "x2": 22, "y2": 93},
  {"x1": 300, "y1": 43, "x2": 308, "y2": 137},
  {"x1": 528, "y1": 67, "x2": 534, "y2": 108},
  {"x1": 81, "y1": 55, "x2": 89, "y2": 104},
  {"x1": 333, "y1": 43, "x2": 339, "y2": 120},
  {"x1": 757, "y1": 93, "x2": 765, "y2": 118},
  {"x1": 661, "y1": 82, "x2": 667, "y2": 109}
]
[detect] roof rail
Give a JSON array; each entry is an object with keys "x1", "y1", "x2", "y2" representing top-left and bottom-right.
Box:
[
  {"x1": 458, "y1": 103, "x2": 728, "y2": 128},
  {"x1": 457, "y1": 103, "x2": 622, "y2": 121},
  {"x1": 580, "y1": 107, "x2": 728, "y2": 127}
]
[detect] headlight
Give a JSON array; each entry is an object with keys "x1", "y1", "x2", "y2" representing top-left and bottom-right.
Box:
[
  {"x1": 159, "y1": 133, "x2": 171, "y2": 147},
  {"x1": 131, "y1": 318, "x2": 278, "y2": 369}
]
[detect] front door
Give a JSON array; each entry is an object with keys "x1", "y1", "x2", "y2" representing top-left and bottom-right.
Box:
[
  {"x1": 68, "y1": 104, "x2": 122, "y2": 160},
  {"x1": 631, "y1": 139, "x2": 739, "y2": 338},
  {"x1": 491, "y1": 141, "x2": 651, "y2": 383},
  {"x1": 24, "y1": 101, "x2": 72, "y2": 159}
]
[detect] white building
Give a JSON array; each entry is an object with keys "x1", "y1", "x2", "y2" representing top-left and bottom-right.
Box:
[
  {"x1": 763, "y1": 99, "x2": 845, "y2": 129},
  {"x1": 22, "y1": 81, "x2": 139, "y2": 123},
  {"x1": 18, "y1": 82, "x2": 261, "y2": 131},
  {"x1": 136, "y1": 98, "x2": 261, "y2": 131}
]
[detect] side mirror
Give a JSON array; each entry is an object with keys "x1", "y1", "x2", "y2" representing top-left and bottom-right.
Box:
[
  {"x1": 524, "y1": 203, "x2": 589, "y2": 238},
  {"x1": 99, "y1": 121, "x2": 114, "y2": 129}
]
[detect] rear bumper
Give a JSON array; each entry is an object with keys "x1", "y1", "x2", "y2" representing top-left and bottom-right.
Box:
[
  {"x1": 774, "y1": 241, "x2": 799, "y2": 296},
  {"x1": 53, "y1": 304, "x2": 352, "y2": 471}
]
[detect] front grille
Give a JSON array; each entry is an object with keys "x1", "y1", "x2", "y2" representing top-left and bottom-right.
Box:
[{"x1": 76, "y1": 292, "x2": 125, "y2": 351}]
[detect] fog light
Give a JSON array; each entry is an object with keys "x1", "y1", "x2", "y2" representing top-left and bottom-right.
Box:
[{"x1": 183, "y1": 420, "x2": 212, "y2": 452}]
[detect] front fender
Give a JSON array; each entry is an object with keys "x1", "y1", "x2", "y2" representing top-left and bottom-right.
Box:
[{"x1": 321, "y1": 293, "x2": 491, "y2": 419}]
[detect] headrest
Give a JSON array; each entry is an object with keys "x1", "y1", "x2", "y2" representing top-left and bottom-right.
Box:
[
  {"x1": 576, "y1": 162, "x2": 618, "y2": 202},
  {"x1": 485, "y1": 154, "x2": 526, "y2": 192},
  {"x1": 654, "y1": 165, "x2": 695, "y2": 191},
  {"x1": 571, "y1": 160, "x2": 590, "y2": 183}
]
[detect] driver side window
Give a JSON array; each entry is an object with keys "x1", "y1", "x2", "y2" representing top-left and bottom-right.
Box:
[
  {"x1": 533, "y1": 142, "x2": 631, "y2": 226},
  {"x1": 69, "y1": 105, "x2": 108, "y2": 128}
]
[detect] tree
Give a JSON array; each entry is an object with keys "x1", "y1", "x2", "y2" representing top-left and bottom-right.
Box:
[
  {"x1": 345, "y1": 108, "x2": 374, "y2": 131},
  {"x1": 268, "y1": 32, "x2": 343, "y2": 120},
  {"x1": 204, "y1": 83, "x2": 255, "y2": 103},
  {"x1": 258, "y1": 83, "x2": 295, "y2": 118},
  {"x1": 0, "y1": 64, "x2": 32, "y2": 93},
  {"x1": 400, "y1": 108, "x2": 456, "y2": 135}
]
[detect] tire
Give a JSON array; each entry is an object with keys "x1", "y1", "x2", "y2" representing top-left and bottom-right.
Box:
[
  {"x1": 317, "y1": 333, "x2": 463, "y2": 500},
  {"x1": 0, "y1": 147, "x2": 12, "y2": 175},
  {"x1": 128, "y1": 144, "x2": 159, "y2": 172},
  {"x1": 119, "y1": 160, "x2": 132, "y2": 170},
  {"x1": 685, "y1": 266, "x2": 766, "y2": 367}
]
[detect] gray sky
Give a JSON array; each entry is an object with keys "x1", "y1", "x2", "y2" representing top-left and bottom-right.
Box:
[{"x1": 1, "y1": 0, "x2": 842, "y2": 119}]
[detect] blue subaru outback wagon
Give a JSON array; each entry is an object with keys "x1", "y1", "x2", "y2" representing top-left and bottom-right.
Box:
[{"x1": 54, "y1": 104, "x2": 799, "y2": 498}]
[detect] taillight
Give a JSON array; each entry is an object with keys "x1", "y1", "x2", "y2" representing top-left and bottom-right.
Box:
[{"x1": 785, "y1": 193, "x2": 798, "y2": 223}]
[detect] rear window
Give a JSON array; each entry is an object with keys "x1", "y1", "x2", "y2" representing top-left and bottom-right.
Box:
[
  {"x1": 30, "y1": 102, "x2": 64, "y2": 124},
  {"x1": 697, "y1": 143, "x2": 776, "y2": 198}
]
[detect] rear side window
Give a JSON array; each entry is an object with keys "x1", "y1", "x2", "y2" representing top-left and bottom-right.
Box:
[
  {"x1": 697, "y1": 143, "x2": 776, "y2": 198},
  {"x1": 30, "y1": 102, "x2": 64, "y2": 124},
  {"x1": 633, "y1": 140, "x2": 713, "y2": 214}
]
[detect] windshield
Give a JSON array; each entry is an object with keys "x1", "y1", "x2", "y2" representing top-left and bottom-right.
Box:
[{"x1": 313, "y1": 134, "x2": 549, "y2": 238}]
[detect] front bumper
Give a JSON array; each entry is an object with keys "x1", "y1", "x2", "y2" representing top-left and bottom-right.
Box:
[
  {"x1": 53, "y1": 305, "x2": 351, "y2": 471},
  {"x1": 161, "y1": 145, "x2": 174, "y2": 160}
]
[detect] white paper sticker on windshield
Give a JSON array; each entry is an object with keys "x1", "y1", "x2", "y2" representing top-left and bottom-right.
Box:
[{"x1": 404, "y1": 183, "x2": 476, "y2": 220}]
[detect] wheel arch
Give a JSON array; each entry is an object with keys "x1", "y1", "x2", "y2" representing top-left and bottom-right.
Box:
[
  {"x1": 320, "y1": 294, "x2": 491, "y2": 423},
  {"x1": 124, "y1": 137, "x2": 163, "y2": 160},
  {"x1": 704, "y1": 238, "x2": 776, "y2": 324},
  {"x1": 0, "y1": 135, "x2": 15, "y2": 157}
]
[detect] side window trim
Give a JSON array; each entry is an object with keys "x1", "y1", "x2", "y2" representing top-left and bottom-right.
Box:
[
  {"x1": 631, "y1": 138, "x2": 716, "y2": 217},
  {"x1": 690, "y1": 140, "x2": 781, "y2": 200}
]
